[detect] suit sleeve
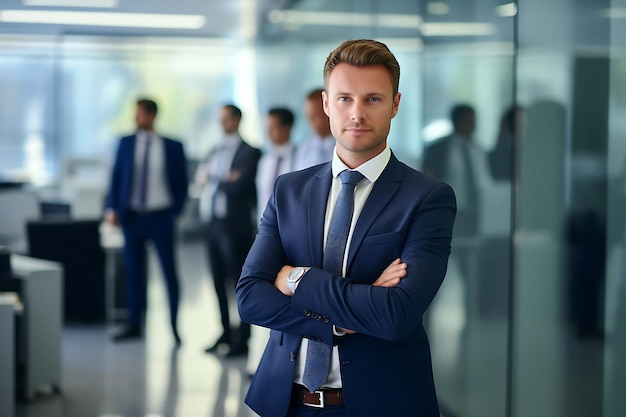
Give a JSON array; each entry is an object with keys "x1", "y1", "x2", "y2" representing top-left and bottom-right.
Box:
[
  {"x1": 217, "y1": 146, "x2": 261, "y2": 195},
  {"x1": 171, "y1": 141, "x2": 189, "y2": 217},
  {"x1": 105, "y1": 138, "x2": 124, "y2": 212},
  {"x1": 236, "y1": 182, "x2": 335, "y2": 346},
  {"x1": 290, "y1": 183, "x2": 456, "y2": 342}
]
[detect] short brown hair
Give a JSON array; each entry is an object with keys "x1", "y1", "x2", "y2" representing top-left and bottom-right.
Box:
[
  {"x1": 323, "y1": 39, "x2": 400, "y2": 96},
  {"x1": 137, "y1": 98, "x2": 158, "y2": 116},
  {"x1": 306, "y1": 88, "x2": 324, "y2": 101},
  {"x1": 268, "y1": 107, "x2": 295, "y2": 127},
  {"x1": 223, "y1": 104, "x2": 242, "y2": 120}
]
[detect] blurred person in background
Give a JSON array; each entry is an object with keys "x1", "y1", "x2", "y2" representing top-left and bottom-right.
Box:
[
  {"x1": 105, "y1": 98, "x2": 188, "y2": 345},
  {"x1": 294, "y1": 88, "x2": 335, "y2": 170},
  {"x1": 196, "y1": 104, "x2": 261, "y2": 357},
  {"x1": 247, "y1": 107, "x2": 297, "y2": 376},
  {"x1": 422, "y1": 103, "x2": 485, "y2": 236},
  {"x1": 490, "y1": 105, "x2": 523, "y2": 182}
]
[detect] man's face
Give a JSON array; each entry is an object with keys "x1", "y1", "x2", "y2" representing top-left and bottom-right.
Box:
[
  {"x1": 135, "y1": 105, "x2": 155, "y2": 130},
  {"x1": 323, "y1": 63, "x2": 400, "y2": 166},
  {"x1": 305, "y1": 96, "x2": 331, "y2": 138},
  {"x1": 457, "y1": 111, "x2": 476, "y2": 137},
  {"x1": 221, "y1": 108, "x2": 240, "y2": 134},
  {"x1": 267, "y1": 114, "x2": 290, "y2": 145}
]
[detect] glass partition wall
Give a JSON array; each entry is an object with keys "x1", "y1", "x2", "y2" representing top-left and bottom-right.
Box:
[{"x1": 419, "y1": 2, "x2": 515, "y2": 417}]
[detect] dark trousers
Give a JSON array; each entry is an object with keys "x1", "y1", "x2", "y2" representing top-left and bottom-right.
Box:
[
  {"x1": 204, "y1": 219, "x2": 253, "y2": 343},
  {"x1": 121, "y1": 209, "x2": 180, "y2": 335}
]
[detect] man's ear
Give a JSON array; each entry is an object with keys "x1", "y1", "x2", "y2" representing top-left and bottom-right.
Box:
[
  {"x1": 391, "y1": 92, "x2": 401, "y2": 119},
  {"x1": 322, "y1": 90, "x2": 330, "y2": 117}
]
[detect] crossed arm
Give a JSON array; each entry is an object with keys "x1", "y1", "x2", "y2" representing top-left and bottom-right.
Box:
[
  {"x1": 237, "y1": 182, "x2": 456, "y2": 344},
  {"x1": 273, "y1": 259, "x2": 408, "y2": 334}
]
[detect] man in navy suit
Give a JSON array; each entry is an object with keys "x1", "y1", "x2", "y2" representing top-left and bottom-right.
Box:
[
  {"x1": 106, "y1": 98, "x2": 188, "y2": 345},
  {"x1": 237, "y1": 40, "x2": 456, "y2": 416}
]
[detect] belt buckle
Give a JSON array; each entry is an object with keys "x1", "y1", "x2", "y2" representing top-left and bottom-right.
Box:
[{"x1": 304, "y1": 390, "x2": 325, "y2": 408}]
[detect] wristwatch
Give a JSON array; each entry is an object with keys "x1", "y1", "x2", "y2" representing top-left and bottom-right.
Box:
[{"x1": 287, "y1": 267, "x2": 308, "y2": 293}]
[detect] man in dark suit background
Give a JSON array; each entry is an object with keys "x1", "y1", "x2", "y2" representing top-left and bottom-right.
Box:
[
  {"x1": 105, "y1": 98, "x2": 188, "y2": 345},
  {"x1": 196, "y1": 104, "x2": 261, "y2": 357},
  {"x1": 422, "y1": 103, "x2": 480, "y2": 236},
  {"x1": 237, "y1": 40, "x2": 456, "y2": 416}
]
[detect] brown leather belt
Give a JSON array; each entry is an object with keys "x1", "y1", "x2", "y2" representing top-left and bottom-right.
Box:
[{"x1": 292, "y1": 384, "x2": 344, "y2": 408}]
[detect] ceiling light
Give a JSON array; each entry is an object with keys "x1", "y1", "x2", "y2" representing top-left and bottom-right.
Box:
[
  {"x1": 276, "y1": 10, "x2": 421, "y2": 29},
  {"x1": 421, "y1": 22, "x2": 495, "y2": 36},
  {"x1": 496, "y1": 3, "x2": 518, "y2": 17},
  {"x1": 0, "y1": 10, "x2": 206, "y2": 29},
  {"x1": 601, "y1": 8, "x2": 626, "y2": 18},
  {"x1": 268, "y1": 10, "x2": 285, "y2": 24},
  {"x1": 22, "y1": 0, "x2": 118, "y2": 7},
  {"x1": 427, "y1": 2, "x2": 450, "y2": 16}
]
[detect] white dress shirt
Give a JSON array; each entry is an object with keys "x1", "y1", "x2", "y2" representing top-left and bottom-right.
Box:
[
  {"x1": 293, "y1": 146, "x2": 392, "y2": 389},
  {"x1": 294, "y1": 134, "x2": 335, "y2": 170},
  {"x1": 130, "y1": 130, "x2": 172, "y2": 212},
  {"x1": 196, "y1": 133, "x2": 241, "y2": 222},
  {"x1": 256, "y1": 143, "x2": 296, "y2": 215}
]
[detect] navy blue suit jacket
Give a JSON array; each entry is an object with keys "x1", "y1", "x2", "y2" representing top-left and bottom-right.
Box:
[
  {"x1": 237, "y1": 153, "x2": 456, "y2": 417},
  {"x1": 106, "y1": 134, "x2": 188, "y2": 220}
]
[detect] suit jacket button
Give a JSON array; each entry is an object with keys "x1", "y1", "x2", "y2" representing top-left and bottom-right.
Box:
[
  {"x1": 323, "y1": 316, "x2": 330, "y2": 323},
  {"x1": 304, "y1": 309, "x2": 311, "y2": 317},
  {"x1": 290, "y1": 352, "x2": 296, "y2": 362}
]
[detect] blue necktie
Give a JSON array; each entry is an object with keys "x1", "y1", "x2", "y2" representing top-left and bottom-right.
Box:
[
  {"x1": 137, "y1": 136, "x2": 151, "y2": 209},
  {"x1": 302, "y1": 169, "x2": 364, "y2": 393}
]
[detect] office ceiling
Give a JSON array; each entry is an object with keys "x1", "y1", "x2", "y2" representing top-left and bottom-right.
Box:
[
  {"x1": 0, "y1": 0, "x2": 512, "y2": 39},
  {"x1": 0, "y1": 0, "x2": 289, "y2": 37},
  {"x1": 0, "y1": 0, "x2": 613, "y2": 47}
]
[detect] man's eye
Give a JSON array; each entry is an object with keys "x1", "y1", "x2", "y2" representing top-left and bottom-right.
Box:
[
  {"x1": 338, "y1": 97, "x2": 350, "y2": 102},
  {"x1": 367, "y1": 97, "x2": 381, "y2": 102}
]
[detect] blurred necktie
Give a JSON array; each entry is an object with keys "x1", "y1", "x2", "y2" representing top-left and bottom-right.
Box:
[{"x1": 302, "y1": 169, "x2": 364, "y2": 393}]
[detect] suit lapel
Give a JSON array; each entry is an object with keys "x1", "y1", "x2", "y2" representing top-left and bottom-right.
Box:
[
  {"x1": 126, "y1": 135, "x2": 138, "y2": 179},
  {"x1": 230, "y1": 141, "x2": 244, "y2": 170},
  {"x1": 307, "y1": 164, "x2": 332, "y2": 267},
  {"x1": 346, "y1": 155, "x2": 403, "y2": 271}
]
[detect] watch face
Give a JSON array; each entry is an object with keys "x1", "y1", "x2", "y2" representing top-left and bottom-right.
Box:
[{"x1": 289, "y1": 267, "x2": 302, "y2": 281}]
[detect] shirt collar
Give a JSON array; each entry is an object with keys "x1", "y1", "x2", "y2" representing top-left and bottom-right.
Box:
[
  {"x1": 222, "y1": 133, "x2": 241, "y2": 148},
  {"x1": 270, "y1": 142, "x2": 293, "y2": 155},
  {"x1": 137, "y1": 129, "x2": 158, "y2": 142},
  {"x1": 331, "y1": 146, "x2": 391, "y2": 183}
]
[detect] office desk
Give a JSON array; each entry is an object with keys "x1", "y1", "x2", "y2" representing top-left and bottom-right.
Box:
[
  {"x1": 11, "y1": 255, "x2": 62, "y2": 400},
  {"x1": 0, "y1": 295, "x2": 21, "y2": 417}
]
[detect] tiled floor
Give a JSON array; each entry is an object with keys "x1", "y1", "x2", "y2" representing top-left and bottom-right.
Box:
[{"x1": 16, "y1": 238, "x2": 257, "y2": 417}]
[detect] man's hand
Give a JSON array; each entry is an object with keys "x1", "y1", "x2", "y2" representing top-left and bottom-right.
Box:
[
  {"x1": 105, "y1": 211, "x2": 119, "y2": 227},
  {"x1": 337, "y1": 258, "x2": 408, "y2": 335},
  {"x1": 274, "y1": 265, "x2": 295, "y2": 296},
  {"x1": 195, "y1": 166, "x2": 208, "y2": 185},
  {"x1": 373, "y1": 258, "x2": 407, "y2": 287},
  {"x1": 228, "y1": 170, "x2": 241, "y2": 182}
]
